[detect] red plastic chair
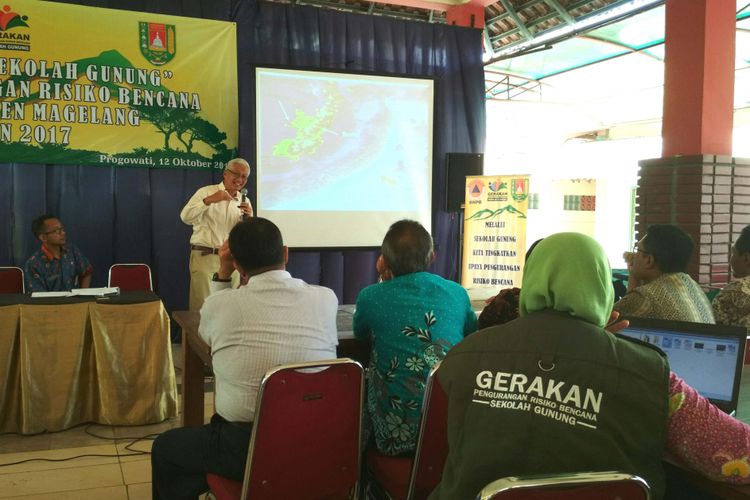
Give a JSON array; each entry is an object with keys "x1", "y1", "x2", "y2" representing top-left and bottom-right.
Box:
[
  {"x1": 476, "y1": 471, "x2": 651, "y2": 500},
  {"x1": 0, "y1": 266, "x2": 24, "y2": 293},
  {"x1": 107, "y1": 263, "x2": 153, "y2": 291},
  {"x1": 366, "y1": 361, "x2": 449, "y2": 500},
  {"x1": 207, "y1": 358, "x2": 364, "y2": 500}
]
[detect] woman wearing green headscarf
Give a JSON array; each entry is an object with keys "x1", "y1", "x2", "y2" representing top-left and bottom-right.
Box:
[{"x1": 430, "y1": 233, "x2": 750, "y2": 500}]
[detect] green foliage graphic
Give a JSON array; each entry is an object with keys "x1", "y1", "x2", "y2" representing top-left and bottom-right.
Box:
[{"x1": 465, "y1": 205, "x2": 527, "y2": 220}]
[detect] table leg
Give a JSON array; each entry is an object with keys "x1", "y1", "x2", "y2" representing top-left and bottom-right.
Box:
[{"x1": 181, "y1": 327, "x2": 205, "y2": 427}]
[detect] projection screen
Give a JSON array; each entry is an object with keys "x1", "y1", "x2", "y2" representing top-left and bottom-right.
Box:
[{"x1": 255, "y1": 67, "x2": 434, "y2": 248}]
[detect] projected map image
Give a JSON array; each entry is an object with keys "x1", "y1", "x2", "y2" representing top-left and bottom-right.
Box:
[{"x1": 257, "y1": 70, "x2": 433, "y2": 212}]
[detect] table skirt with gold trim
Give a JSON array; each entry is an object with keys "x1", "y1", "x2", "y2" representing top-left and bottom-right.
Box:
[{"x1": 0, "y1": 300, "x2": 177, "y2": 434}]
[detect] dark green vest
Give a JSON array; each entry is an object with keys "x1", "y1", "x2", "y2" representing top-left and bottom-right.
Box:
[{"x1": 431, "y1": 310, "x2": 670, "y2": 499}]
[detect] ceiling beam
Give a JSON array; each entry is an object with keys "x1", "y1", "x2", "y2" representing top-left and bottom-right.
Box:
[
  {"x1": 544, "y1": 0, "x2": 576, "y2": 24},
  {"x1": 498, "y1": 0, "x2": 534, "y2": 40}
]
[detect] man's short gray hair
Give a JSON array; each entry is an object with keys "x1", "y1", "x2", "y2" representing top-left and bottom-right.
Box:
[
  {"x1": 381, "y1": 219, "x2": 434, "y2": 277},
  {"x1": 225, "y1": 158, "x2": 250, "y2": 172}
]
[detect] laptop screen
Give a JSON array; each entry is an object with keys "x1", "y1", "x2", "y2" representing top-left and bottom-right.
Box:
[{"x1": 619, "y1": 317, "x2": 747, "y2": 414}]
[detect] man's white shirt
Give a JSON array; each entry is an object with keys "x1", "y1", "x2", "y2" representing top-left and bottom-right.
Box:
[
  {"x1": 180, "y1": 182, "x2": 245, "y2": 248},
  {"x1": 199, "y1": 270, "x2": 338, "y2": 422}
]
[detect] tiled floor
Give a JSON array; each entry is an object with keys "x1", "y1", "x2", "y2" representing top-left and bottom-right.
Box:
[
  {"x1": 0, "y1": 345, "x2": 214, "y2": 500},
  {"x1": 2, "y1": 347, "x2": 750, "y2": 499}
]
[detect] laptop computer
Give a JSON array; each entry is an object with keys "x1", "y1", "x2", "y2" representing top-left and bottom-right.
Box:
[{"x1": 619, "y1": 317, "x2": 747, "y2": 415}]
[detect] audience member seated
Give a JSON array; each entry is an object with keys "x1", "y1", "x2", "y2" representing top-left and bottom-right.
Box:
[
  {"x1": 478, "y1": 238, "x2": 542, "y2": 329},
  {"x1": 150, "y1": 217, "x2": 339, "y2": 500},
  {"x1": 429, "y1": 233, "x2": 750, "y2": 500},
  {"x1": 477, "y1": 287, "x2": 521, "y2": 329},
  {"x1": 713, "y1": 225, "x2": 750, "y2": 328},
  {"x1": 353, "y1": 219, "x2": 477, "y2": 456},
  {"x1": 614, "y1": 224, "x2": 714, "y2": 323},
  {"x1": 24, "y1": 214, "x2": 92, "y2": 292}
]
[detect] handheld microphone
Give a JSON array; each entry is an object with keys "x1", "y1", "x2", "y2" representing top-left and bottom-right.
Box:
[{"x1": 240, "y1": 188, "x2": 248, "y2": 220}]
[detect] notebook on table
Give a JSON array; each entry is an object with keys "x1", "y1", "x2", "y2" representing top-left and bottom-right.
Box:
[{"x1": 619, "y1": 317, "x2": 747, "y2": 416}]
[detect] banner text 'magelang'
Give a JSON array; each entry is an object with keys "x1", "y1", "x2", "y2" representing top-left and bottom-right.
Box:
[{"x1": 0, "y1": 57, "x2": 202, "y2": 126}]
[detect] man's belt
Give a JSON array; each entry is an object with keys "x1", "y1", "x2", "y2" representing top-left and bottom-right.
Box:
[{"x1": 190, "y1": 244, "x2": 219, "y2": 256}]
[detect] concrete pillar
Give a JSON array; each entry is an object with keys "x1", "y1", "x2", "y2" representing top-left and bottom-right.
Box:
[{"x1": 637, "y1": 0, "x2": 740, "y2": 286}]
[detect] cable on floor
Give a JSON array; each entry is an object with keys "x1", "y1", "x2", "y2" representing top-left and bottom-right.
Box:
[{"x1": 0, "y1": 421, "x2": 174, "y2": 467}]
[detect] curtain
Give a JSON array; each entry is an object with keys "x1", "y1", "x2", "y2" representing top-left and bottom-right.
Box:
[{"x1": 0, "y1": 0, "x2": 485, "y2": 321}]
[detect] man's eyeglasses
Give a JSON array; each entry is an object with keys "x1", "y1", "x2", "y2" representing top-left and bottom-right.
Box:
[
  {"x1": 632, "y1": 244, "x2": 649, "y2": 255},
  {"x1": 226, "y1": 168, "x2": 249, "y2": 180},
  {"x1": 44, "y1": 226, "x2": 65, "y2": 235}
]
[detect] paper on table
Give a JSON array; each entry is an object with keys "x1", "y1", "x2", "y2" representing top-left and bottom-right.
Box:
[
  {"x1": 30, "y1": 287, "x2": 120, "y2": 298},
  {"x1": 30, "y1": 291, "x2": 71, "y2": 298},
  {"x1": 71, "y1": 287, "x2": 120, "y2": 296}
]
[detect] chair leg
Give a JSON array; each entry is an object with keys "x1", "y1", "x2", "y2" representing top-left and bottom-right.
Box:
[{"x1": 363, "y1": 471, "x2": 394, "y2": 500}]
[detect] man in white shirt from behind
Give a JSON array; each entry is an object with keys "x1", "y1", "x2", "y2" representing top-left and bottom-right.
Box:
[{"x1": 151, "y1": 217, "x2": 338, "y2": 500}]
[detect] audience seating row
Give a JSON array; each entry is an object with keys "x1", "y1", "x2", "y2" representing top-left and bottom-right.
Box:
[
  {"x1": 204, "y1": 359, "x2": 651, "y2": 500},
  {"x1": 2, "y1": 262, "x2": 654, "y2": 499}
]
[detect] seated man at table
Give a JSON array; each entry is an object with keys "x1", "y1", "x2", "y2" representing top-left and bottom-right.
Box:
[
  {"x1": 430, "y1": 233, "x2": 750, "y2": 500},
  {"x1": 354, "y1": 219, "x2": 477, "y2": 456},
  {"x1": 614, "y1": 224, "x2": 714, "y2": 323},
  {"x1": 24, "y1": 214, "x2": 92, "y2": 292},
  {"x1": 713, "y1": 224, "x2": 750, "y2": 327},
  {"x1": 151, "y1": 217, "x2": 339, "y2": 500}
]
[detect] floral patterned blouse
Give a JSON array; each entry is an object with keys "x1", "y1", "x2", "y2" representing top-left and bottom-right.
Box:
[
  {"x1": 713, "y1": 277, "x2": 750, "y2": 329},
  {"x1": 353, "y1": 272, "x2": 477, "y2": 455},
  {"x1": 668, "y1": 372, "x2": 750, "y2": 482}
]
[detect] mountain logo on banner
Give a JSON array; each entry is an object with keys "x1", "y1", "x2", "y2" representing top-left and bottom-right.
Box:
[
  {"x1": 0, "y1": 4, "x2": 29, "y2": 31},
  {"x1": 139, "y1": 22, "x2": 176, "y2": 66},
  {"x1": 467, "y1": 179, "x2": 485, "y2": 198},
  {"x1": 465, "y1": 205, "x2": 526, "y2": 221}
]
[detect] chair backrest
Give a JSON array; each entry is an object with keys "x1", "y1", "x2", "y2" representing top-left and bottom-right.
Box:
[
  {"x1": 476, "y1": 471, "x2": 651, "y2": 500},
  {"x1": 0, "y1": 266, "x2": 24, "y2": 293},
  {"x1": 407, "y1": 361, "x2": 449, "y2": 500},
  {"x1": 108, "y1": 263, "x2": 153, "y2": 291},
  {"x1": 240, "y1": 358, "x2": 364, "y2": 500}
]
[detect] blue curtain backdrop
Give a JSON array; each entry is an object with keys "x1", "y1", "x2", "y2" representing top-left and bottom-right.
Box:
[{"x1": 0, "y1": 0, "x2": 486, "y2": 319}]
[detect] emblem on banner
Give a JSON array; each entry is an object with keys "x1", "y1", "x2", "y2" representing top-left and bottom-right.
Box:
[
  {"x1": 488, "y1": 179, "x2": 506, "y2": 192},
  {"x1": 0, "y1": 4, "x2": 30, "y2": 52},
  {"x1": 139, "y1": 22, "x2": 176, "y2": 66},
  {"x1": 511, "y1": 178, "x2": 529, "y2": 202},
  {"x1": 467, "y1": 179, "x2": 485, "y2": 198},
  {"x1": 0, "y1": 4, "x2": 28, "y2": 31}
]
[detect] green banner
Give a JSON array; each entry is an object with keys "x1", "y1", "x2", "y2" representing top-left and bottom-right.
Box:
[{"x1": 0, "y1": 0, "x2": 238, "y2": 169}]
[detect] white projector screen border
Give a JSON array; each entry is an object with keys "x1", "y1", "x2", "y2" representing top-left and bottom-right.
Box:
[{"x1": 255, "y1": 66, "x2": 435, "y2": 249}]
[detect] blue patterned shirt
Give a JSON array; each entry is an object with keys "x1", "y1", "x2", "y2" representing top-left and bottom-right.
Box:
[
  {"x1": 24, "y1": 243, "x2": 93, "y2": 292},
  {"x1": 353, "y1": 271, "x2": 477, "y2": 455}
]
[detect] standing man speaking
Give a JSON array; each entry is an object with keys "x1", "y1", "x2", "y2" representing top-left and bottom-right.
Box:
[{"x1": 180, "y1": 158, "x2": 252, "y2": 310}]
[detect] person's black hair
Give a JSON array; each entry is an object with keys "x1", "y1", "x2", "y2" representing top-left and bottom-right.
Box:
[
  {"x1": 381, "y1": 219, "x2": 433, "y2": 277},
  {"x1": 31, "y1": 214, "x2": 58, "y2": 238},
  {"x1": 643, "y1": 224, "x2": 693, "y2": 273},
  {"x1": 525, "y1": 238, "x2": 543, "y2": 262},
  {"x1": 735, "y1": 225, "x2": 750, "y2": 254},
  {"x1": 228, "y1": 217, "x2": 284, "y2": 272}
]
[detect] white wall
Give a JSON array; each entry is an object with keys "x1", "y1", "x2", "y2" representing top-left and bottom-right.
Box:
[{"x1": 484, "y1": 99, "x2": 662, "y2": 268}]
